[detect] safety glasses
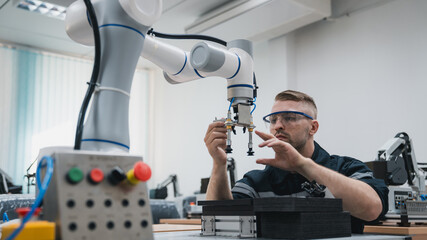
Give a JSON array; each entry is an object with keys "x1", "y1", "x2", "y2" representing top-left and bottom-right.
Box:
[{"x1": 263, "y1": 111, "x2": 313, "y2": 128}]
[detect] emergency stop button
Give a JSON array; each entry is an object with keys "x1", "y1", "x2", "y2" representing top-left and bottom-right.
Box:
[
  {"x1": 67, "y1": 167, "x2": 84, "y2": 184},
  {"x1": 134, "y1": 162, "x2": 151, "y2": 181},
  {"x1": 88, "y1": 168, "x2": 104, "y2": 184},
  {"x1": 126, "y1": 162, "x2": 151, "y2": 185}
]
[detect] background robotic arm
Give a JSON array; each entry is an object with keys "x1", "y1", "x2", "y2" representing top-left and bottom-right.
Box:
[
  {"x1": 368, "y1": 132, "x2": 425, "y2": 193},
  {"x1": 367, "y1": 132, "x2": 427, "y2": 224}
]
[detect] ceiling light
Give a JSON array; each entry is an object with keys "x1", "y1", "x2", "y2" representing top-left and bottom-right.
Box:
[{"x1": 16, "y1": 0, "x2": 67, "y2": 20}]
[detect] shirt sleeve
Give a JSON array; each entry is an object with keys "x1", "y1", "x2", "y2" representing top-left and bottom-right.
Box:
[
  {"x1": 231, "y1": 173, "x2": 259, "y2": 199},
  {"x1": 231, "y1": 168, "x2": 272, "y2": 199},
  {"x1": 336, "y1": 156, "x2": 389, "y2": 220}
]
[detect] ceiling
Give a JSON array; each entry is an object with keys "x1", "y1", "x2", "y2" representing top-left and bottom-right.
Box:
[
  {"x1": 0, "y1": 0, "x2": 238, "y2": 58},
  {"x1": 0, "y1": 0, "x2": 334, "y2": 61}
]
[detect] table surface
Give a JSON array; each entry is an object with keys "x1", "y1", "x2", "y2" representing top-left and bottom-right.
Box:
[
  {"x1": 156, "y1": 219, "x2": 411, "y2": 239},
  {"x1": 153, "y1": 224, "x2": 201, "y2": 233},
  {"x1": 153, "y1": 231, "x2": 409, "y2": 240},
  {"x1": 364, "y1": 223, "x2": 427, "y2": 234},
  {"x1": 159, "y1": 218, "x2": 201, "y2": 225}
]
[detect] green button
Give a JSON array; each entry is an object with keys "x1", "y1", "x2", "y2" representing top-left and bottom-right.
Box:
[{"x1": 67, "y1": 167, "x2": 84, "y2": 184}]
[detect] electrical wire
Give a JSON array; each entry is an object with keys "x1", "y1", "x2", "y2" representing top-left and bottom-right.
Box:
[
  {"x1": 252, "y1": 73, "x2": 258, "y2": 99},
  {"x1": 250, "y1": 97, "x2": 257, "y2": 115},
  {"x1": 74, "y1": 0, "x2": 101, "y2": 150},
  {"x1": 147, "y1": 28, "x2": 227, "y2": 46},
  {"x1": 228, "y1": 97, "x2": 235, "y2": 111},
  {"x1": 3, "y1": 212, "x2": 9, "y2": 222},
  {"x1": 6, "y1": 156, "x2": 54, "y2": 240}
]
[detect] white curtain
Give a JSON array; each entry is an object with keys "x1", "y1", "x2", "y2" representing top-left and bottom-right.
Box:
[{"x1": 0, "y1": 45, "x2": 149, "y2": 192}]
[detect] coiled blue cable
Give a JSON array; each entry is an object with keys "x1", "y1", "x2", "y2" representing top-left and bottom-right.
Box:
[
  {"x1": 250, "y1": 97, "x2": 257, "y2": 115},
  {"x1": 228, "y1": 97, "x2": 235, "y2": 111},
  {"x1": 3, "y1": 212, "x2": 9, "y2": 222},
  {"x1": 6, "y1": 156, "x2": 54, "y2": 240}
]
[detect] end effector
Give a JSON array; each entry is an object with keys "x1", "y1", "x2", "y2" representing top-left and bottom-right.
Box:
[
  {"x1": 142, "y1": 37, "x2": 257, "y2": 156},
  {"x1": 190, "y1": 40, "x2": 257, "y2": 156}
]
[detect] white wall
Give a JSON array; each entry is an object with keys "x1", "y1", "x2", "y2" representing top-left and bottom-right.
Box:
[
  {"x1": 147, "y1": 0, "x2": 427, "y2": 197},
  {"x1": 292, "y1": 0, "x2": 427, "y2": 163}
]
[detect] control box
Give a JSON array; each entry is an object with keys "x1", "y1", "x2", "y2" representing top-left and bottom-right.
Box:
[{"x1": 39, "y1": 149, "x2": 153, "y2": 240}]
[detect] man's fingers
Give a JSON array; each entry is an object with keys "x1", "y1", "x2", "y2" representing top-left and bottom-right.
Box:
[
  {"x1": 258, "y1": 138, "x2": 277, "y2": 148},
  {"x1": 266, "y1": 140, "x2": 292, "y2": 154},
  {"x1": 255, "y1": 130, "x2": 275, "y2": 141},
  {"x1": 205, "y1": 132, "x2": 227, "y2": 145},
  {"x1": 205, "y1": 122, "x2": 226, "y2": 135},
  {"x1": 204, "y1": 122, "x2": 227, "y2": 142},
  {"x1": 256, "y1": 158, "x2": 275, "y2": 166}
]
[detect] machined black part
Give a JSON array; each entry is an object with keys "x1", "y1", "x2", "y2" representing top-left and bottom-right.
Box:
[
  {"x1": 247, "y1": 149, "x2": 254, "y2": 156},
  {"x1": 225, "y1": 145, "x2": 233, "y2": 153},
  {"x1": 198, "y1": 197, "x2": 351, "y2": 239},
  {"x1": 301, "y1": 180, "x2": 326, "y2": 197}
]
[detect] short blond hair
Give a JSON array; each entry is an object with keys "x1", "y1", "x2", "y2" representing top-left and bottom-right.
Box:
[{"x1": 275, "y1": 90, "x2": 317, "y2": 119}]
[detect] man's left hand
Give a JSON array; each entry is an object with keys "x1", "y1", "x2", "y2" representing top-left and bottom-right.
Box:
[{"x1": 255, "y1": 130, "x2": 311, "y2": 172}]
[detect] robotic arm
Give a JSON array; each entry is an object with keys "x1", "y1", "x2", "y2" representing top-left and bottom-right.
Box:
[
  {"x1": 367, "y1": 132, "x2": 427, "y2": 224},
  {"x1": 66, "y1": 0, "x2": 256, "y2": 155},
  {"x1": 149, "y1": 174, "x2": 181, "y2": 199},
  {"x1": 142, "y1": 35, "x2": 256, "y2": 155},
  {"x1": 371, "y1": 132, "x2": 425, "y2": 192}
]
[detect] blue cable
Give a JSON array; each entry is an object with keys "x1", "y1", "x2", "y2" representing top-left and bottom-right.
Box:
[
  {"x1": 250, "y1": 97, "x2": 257, "y2": 115},
  {"x1": 228, "y1": 98, "x2": 235, "y2": 111},
  {"x1": 3, "y1": 212, "x2": 9, "y2": 222},
  {"x1": 6, "y1": 156, "x2": 54, "y2": 240}
]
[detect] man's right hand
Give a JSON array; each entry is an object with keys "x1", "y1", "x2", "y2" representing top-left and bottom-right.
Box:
[{"x1": 204, "y1": 121, "x2": 228, "y2": 166}]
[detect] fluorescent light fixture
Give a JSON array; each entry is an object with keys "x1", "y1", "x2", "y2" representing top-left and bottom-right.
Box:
[
  {"x1": 16, "y1": 0, "x2": 67, "y2": 20},
  {"x1": 185, "y1": 0, "x2": 331, "y2": 42}
]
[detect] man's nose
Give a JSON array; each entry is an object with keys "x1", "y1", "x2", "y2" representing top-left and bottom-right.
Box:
[{"x1": 273, "y1": 117, "x2": 286, "y2": 131}]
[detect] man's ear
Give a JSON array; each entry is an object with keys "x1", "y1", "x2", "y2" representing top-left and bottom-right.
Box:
[{"x1": 310, "y1": 120, "x2": 319, "y2": 135}]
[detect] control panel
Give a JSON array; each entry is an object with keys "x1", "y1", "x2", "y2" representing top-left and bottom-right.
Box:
[{"x1": 40, "y1": 150, "x2": 153, "y2": 240}]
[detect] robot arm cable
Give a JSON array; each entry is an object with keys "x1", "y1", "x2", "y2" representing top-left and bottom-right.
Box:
[
  {"x1": 147, "y1": 28, "x2": 227, "y2": 46},
  {"x1": 228, "y1": 98, "x2": 235, "y2": 111},
  {"x1": 74, "y1": 0, "x2": 101, "y2": 150},
  {"x1": 251, "y1": 97, "x2": 256, "y2": 115},
  {"x1": 5, "y1": 156, "x2": 54, "y2": 240}
]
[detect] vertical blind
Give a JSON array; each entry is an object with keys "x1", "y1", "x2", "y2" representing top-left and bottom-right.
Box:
[{"x1": 0, "y1": 45, "x2": 149, "y2": 191}]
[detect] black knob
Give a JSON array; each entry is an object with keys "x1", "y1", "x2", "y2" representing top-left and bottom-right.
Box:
[
  {"x1": 225, "y1": 146, "x2": 233, "y2": 154},
  {"x1": 107, "y1": 166, "x2": 126, "y2": 185}
]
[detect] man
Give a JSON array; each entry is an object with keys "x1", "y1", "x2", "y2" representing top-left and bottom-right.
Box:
[{"x1": 204, "y1": 90, "x2": 388, "y2": 233}]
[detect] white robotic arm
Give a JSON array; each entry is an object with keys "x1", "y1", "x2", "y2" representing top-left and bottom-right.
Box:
[
  {"x1": 65, "y1": 0, "x2": 256, "y2": 154},
  {"x1": 375, "y1": 132, "x2": 425, "y2": 193},
  {"x1": 141, "y1": 35, "x2": 256, "y2": 154}
]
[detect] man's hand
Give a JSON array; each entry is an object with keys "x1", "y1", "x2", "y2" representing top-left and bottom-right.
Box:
[
  {"x1": 255, "y1": 130, "x2": 311, "y2": 172},
  {"x1": 205, "y1": 121, "x2": 233, "y2": 200},
  {"x1": 204, "y1": 121, "x2": 228, "y2": 166}
]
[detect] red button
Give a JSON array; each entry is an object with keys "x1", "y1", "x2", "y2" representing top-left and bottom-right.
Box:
[
  {"x1": 89, "y1": 168, "x2": 104, "y2": 184},
  {"x1": 16, "y1": 207, "x2": 41, "y2": 217},
  {"x1": 133, "y1": 162, "x2": 151, "y2": 182}
]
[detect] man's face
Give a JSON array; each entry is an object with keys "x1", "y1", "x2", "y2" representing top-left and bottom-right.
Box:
[{"x1": 268, "y1": 100, "x2": 314, "y2": 151}]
